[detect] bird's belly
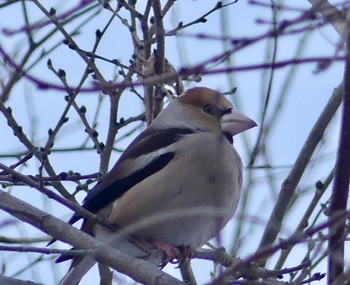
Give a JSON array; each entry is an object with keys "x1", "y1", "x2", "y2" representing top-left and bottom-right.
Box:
[
  {"x1": 108, "y1": 135, "x2": 241, "y2": 248},
  {"x1": 141, "y1": 213, "x2": 229, "y2": 247},
  {"x1": 118, "y1": 175, "x2": 238, "y2": 247}
]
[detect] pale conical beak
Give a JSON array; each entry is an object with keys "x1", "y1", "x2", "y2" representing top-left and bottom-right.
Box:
[{"x1": 220, "y1": 110, "x2": 257, "y2": 136}]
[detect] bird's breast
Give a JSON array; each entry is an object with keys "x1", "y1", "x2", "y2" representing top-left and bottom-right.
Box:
[{"x1": 106, "y1": 132, "x2": 242, "y2": 247}]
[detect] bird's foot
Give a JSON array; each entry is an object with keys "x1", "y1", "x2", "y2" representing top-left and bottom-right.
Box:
[
  {"x1": 171, "y1": 245, "x2": 192, "y2": 268},
  {"x1": 149, "y1": 240, "x2": 179, "y2": 268},
  {"x1": 149, "y1": 241, "x2": 192, "y2": 268}
]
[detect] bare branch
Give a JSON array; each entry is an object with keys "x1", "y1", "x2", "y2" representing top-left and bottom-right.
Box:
[
  {"x1": 306, "y1": 0, "x2": 346, "y2": 37},
  {"x1": 257, "y1": 85, "x2": 342, "y2": 266},
  {"x1": 0, "y1": 189, "x2": 185, "y2": 285},
  {"x1": 327, "y1": 11, "x2": 350, "y2": 284},
  {"x1": 0, "y1": 274, "x2": 41, "y2": 285}
]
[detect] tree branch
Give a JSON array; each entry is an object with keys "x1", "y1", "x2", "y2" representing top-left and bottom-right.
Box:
[
  {"x1": 327, "y1": 12, "x2": 350, "y2": 285},
  {"x1": 0, "y1": 189, "x2": 185, "y2": 285},
  {"x1": 257, "y1": 85, "x2": 343, "y2": 266},
  {"x1": 306, "y1": 0, "x2": 346, "y2": 37},
  {"x1": 0, "y1": 274, "x2": 41, "y2": 285}
]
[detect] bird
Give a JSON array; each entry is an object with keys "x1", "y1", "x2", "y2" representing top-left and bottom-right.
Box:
[{"x1": 57, "y1": 86, "x2": 256, "y2": 285}]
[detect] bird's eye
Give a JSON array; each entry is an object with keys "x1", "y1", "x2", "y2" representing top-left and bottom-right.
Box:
[
  {"x1": 203, "y1": 104, "x2": 214, "y2": 115},
  {"x1": 223, "y1": 108, "x2": 232, "y2": 114}
]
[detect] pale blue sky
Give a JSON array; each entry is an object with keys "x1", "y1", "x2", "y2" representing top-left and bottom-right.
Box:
[{"x1": 0, "y1": 1, "x2": 345, "y2": 284}]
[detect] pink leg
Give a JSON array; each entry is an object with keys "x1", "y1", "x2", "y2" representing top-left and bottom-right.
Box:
[
  {"x1": 149, "y1": 240, "x2": 179, "y2": 262},
  {"x1": 149, "y1": 241, "x2": 193, "y2": 268}
]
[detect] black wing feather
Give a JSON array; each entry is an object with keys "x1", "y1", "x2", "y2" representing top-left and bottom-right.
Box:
[
  {"x1": 68, "y1": 127, "x2": 198, "y2": 224},
  {"x1": 83, "y1": 152, "x2": 175, "y2": 213}
]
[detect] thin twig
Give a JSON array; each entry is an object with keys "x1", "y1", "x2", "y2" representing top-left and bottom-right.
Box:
[
  {"x1": 256, "y1": 85, "x2": 342, "y2": 266},
  {"x1": 274, "y1": 168, "x2": 334, "y2": 269}
]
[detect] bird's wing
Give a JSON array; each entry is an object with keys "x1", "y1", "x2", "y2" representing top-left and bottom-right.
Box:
[{"x1": 69, "y1": 127, "x2": 198, "y2": 224}]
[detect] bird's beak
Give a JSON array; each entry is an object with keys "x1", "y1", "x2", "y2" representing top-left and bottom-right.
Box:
[{"x1": 220, "y1": 110, "x2": 257, "y2": 136}]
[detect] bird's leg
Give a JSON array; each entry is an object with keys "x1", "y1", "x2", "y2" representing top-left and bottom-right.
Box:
[
  {"x1": 149, "y1": 241, "x2": 193, "y2": 268},
  {"x1": 149, "y1": 240, "x2": 179, "y2": 259},
  {"x1": 172, "y1": 245, "x2": 192, "y2": 268},
  {"x1": 179, "y1": 245, "x2": 192, "y2": 260},
  {"x1": 149, "y1": 240, "x2": 180, "y2": 267}
]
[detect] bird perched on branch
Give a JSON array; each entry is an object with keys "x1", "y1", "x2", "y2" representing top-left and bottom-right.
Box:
[{"x1": 57, "y1": 86, "x2": 256, "y2": 285}]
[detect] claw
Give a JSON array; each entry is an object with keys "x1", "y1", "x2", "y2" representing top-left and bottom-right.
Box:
[
  {"x1": 149, "y1": 241, "x2": 192, "y2": 268},
  {"x1": 176, "y1": 246, "x2": 192, "y2": 267},
  {"x1": 149, "y1": 240, "x2": 179, "y2": 268}
]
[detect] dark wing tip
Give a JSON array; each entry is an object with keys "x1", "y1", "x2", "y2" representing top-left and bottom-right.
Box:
[
  {"x1": 55, "y1": 249, "x2": 74, "y2": 263},
  {"x1": 46, "y1": 213, "x2": 82, "y2": 247}
]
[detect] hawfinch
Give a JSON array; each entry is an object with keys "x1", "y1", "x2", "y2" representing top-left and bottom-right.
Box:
[{"x1": 57, "y1": 87, "x2": 256, "y2": 285}]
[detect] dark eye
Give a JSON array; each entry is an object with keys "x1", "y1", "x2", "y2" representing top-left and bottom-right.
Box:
[
  {"x1": 223, "y1": 108, "x2": 232, "y2": 115},
  {"x1": 203, "y1": 104, "x2": 214, "y2": 115}
]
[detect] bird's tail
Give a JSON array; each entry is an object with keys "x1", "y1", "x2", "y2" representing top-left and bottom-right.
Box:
[{"x1": 58, "y1": 256, "x2": 96, "y2": 285}]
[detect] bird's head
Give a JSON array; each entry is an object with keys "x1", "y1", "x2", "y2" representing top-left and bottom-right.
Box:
[
  {"x1": 151, "y1": 87, "x2": 256, "y2": 137},
  {"x1": 178, "y1": 87, "x2": 257, "y2": 136}
]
